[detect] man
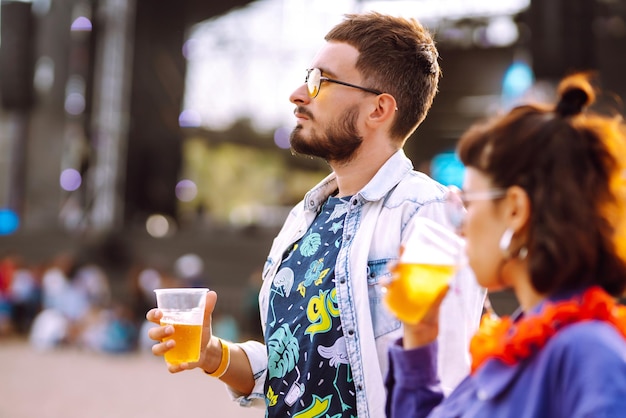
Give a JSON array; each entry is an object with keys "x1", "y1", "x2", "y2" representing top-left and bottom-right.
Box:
[{"x1": 148, "y1": 12, "x2": 485, "y2": 417}]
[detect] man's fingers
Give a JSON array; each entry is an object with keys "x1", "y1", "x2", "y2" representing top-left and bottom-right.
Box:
[
  {"x1": 146, "y1": 308, "x2": 163, "y2": 324},
  {"x1": 167, "y1": 363, "x2": 186, "y2": 374},
  {"x1": 147, "y1": 324, "x2": 174, "y2": 342},
  {"x1": 151, "y1": 339, "x2": 174, "y2": 356}
]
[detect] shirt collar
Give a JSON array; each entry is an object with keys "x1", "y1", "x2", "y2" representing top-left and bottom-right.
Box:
[{"x1": 303, "y1": 149, "x2": 413, "y2": 212}]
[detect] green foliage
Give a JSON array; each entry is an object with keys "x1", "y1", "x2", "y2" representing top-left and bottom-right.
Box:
[
  {"x1": 179, "y1": 136, "x2": 328, "y2": 224},
  {"x1": 267, "y1": 323, "x2": 300, "y2": 379}
]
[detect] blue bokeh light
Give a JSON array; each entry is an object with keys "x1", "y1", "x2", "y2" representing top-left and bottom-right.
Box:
[
  {"x1": 0, "y1": 209, "x2": 20, "y2": 235},
  {"x1": 430, "y1": 151, "x2": 465, "y2": 188}
]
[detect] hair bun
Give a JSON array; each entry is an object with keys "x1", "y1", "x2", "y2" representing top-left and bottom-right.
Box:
[{"x1": 555, "y1": 73, "x2": 595, "y2": 117}]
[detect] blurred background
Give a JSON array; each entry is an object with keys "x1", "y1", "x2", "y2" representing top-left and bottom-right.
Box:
[{"x1": 0, "y1": 1, "x2": 625, "y2": 412}]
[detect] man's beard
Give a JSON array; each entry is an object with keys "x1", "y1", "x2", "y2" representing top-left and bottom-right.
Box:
[{"x1": 289, "y1": 106, "x2": 362, "y2": 165}]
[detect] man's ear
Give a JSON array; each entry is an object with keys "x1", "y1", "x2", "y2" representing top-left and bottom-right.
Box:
[{"x1": 367, "y1": 93, "x2": 397, "y2": 123}]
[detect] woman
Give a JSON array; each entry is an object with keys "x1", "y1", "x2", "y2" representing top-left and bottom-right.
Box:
[{"x1": 386, "y1": 73, "x2": 626, "y2": 418}]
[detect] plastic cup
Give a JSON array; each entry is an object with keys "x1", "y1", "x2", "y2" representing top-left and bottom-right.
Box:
[
  {"x1": 384, "y1": 217, "x2": 465, "y2": 324},
  {"x1": 154, "y1": 288, "x2": 209, "y2": 365}
]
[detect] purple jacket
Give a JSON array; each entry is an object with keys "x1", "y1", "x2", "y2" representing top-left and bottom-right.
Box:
[{"x1": 386, "y1": 303, "x2": 626, "y2": 417}]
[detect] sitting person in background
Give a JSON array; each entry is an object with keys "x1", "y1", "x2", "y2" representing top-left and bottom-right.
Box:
[{"x1": 386, "y1": 73, "x2": 626, "y2": 418}]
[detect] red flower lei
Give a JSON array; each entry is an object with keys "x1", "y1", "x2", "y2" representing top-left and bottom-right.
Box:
[{"x1": 469, "y1": 286, "x2": 626, "y2": 374}]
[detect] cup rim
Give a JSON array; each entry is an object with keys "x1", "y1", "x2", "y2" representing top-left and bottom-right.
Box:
[{"x1": 153, "y1": 287, "x2": 209, "y2": 294}]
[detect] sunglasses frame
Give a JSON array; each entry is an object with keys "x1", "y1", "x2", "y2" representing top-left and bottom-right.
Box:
[{"x1": 305, "y1": 68, "x2": 383, "y2": 98}]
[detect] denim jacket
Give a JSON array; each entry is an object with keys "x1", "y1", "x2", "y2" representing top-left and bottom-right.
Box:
[{"x1": 230, "y1": 150, "x2": 486, "y2": 417}]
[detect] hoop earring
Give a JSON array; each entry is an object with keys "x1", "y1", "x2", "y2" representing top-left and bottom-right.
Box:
[
  {"x1": 500, "y1": 227, "x2": 529, "y2": 260},
  {"x1": 499, "y1": 228, "x2": 514, "y2": 256}
]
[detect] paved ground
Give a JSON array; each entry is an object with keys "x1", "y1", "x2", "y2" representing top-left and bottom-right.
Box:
[{"x1": 0, "y1": 337, "x2": 264, "y2": 418}]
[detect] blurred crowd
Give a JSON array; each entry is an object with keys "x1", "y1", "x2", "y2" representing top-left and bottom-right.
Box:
[{"x1": 0, "y1": 250, "x2": 262, "y2": 354}]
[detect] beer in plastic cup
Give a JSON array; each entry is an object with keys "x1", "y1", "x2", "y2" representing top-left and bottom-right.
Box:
[
  {"x1": 384, "y1": 217, "x2": 465, "y2": 324},
  {"x1": 154, "y1": 288, "x2": 209, "y2": 364}
]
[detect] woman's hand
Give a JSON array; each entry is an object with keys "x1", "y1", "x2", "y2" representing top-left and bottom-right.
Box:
[{"x1": 402, "y1": 285, "x2": 448, "y2": 349}]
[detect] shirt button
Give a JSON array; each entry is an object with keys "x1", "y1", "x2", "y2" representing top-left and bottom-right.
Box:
[
  {"x1": 348, "y1": 330, "x2": 354, "y2": 336},
  {"x1": 352, "y1": 199, "x2": 358, "y2": 205},
  {"x1": 345, "y1": 235, "x2": 351, "y2": 241},
  {"x1": 357, "y1": 384, "x2": 363, "y2": 391},
  {"x1": 340, "y1": 278, "x2": 346, "y2": 284}
]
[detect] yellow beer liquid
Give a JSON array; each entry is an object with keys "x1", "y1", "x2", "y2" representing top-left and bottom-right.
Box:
[
  {"x1": 384, "y1": 263, "x2": 454, "y2": 324},
  {"x1": 160, "y1": 321, "x2": 203, "y2": 365}
]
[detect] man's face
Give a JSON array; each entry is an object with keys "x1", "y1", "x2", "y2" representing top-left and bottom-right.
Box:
[{"x1": 288, "y1": 42, "x2": 371, "y2": 165}]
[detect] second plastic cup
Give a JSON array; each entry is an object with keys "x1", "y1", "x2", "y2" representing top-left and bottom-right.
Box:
[
  {"x1": 154, "y1": 288, "x2": 209, "y2": 365},
  {"x1": 384, "y1": 217, "x2": 465, "y2": 324}
]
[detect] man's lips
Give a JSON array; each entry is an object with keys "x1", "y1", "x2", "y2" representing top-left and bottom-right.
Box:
[
  {"x1": 294, "y1": 114, "x2": 308, "y2": 123},
  {"x1": 294, "y1": 107, "x2": 313, "y2": 121}
]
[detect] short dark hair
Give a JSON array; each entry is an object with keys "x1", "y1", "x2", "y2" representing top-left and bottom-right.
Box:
[
  {"x1": 457, "y1": 73, "x2": 626, "y2": 296},
  {"x1": 325, "y1": 12, "x2": 441, "y2": 142}
]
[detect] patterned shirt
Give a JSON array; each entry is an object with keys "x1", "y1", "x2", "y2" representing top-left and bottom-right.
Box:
[{"x1": 264, "y1": 195, "x2": 357, "y2": 417}]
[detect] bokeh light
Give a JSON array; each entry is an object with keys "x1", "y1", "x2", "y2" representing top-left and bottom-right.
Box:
[
  {"x1": 485, "y1": 16, "x2": 519, "y2": 46},
  {"x1": 182, "y1": 38, "x2": 200, "y2": 60},
  {"x1": 34, "y1": 56, "x2": 55, "y2": 94},
  {"x1": 71, "y1": 16, "x2": 92, "y2": 31},
  {"x1": 64, "y1": 75, "x2": 87, "y2": 115},
  {"x1": 273, "y1": 126, "x2": 291, "y2": 149},
  {"x1": 502, "y1": 60, "x2": 534, "y2": 108},
  {"x1": 138, "y1": 268, "x2": 162, "y2": 294},
  {"x1": 175, "y1": 179, "x2": 198, "y2": 202},
  {"x1": 0, "y1": 209, "x2": 20, "y2": 235},
  {"x1": 174, "y1": 253, "x2": 204, "y2": 279},
  {"x1": 145, "y1": 214, "x2": 176, "y2": 238},
  {"x1": 179, "y1": 109, "x2": 202, "y2": 128},
  {"x1": 64, "y1": 92, "x2": 86, "y2": 115},
  {"x1": 430, "y1": 151, "x2": 465, "y2": 188},
  {"x1": 59, "y1": 168, "x2": 82, "y2": 191}
]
